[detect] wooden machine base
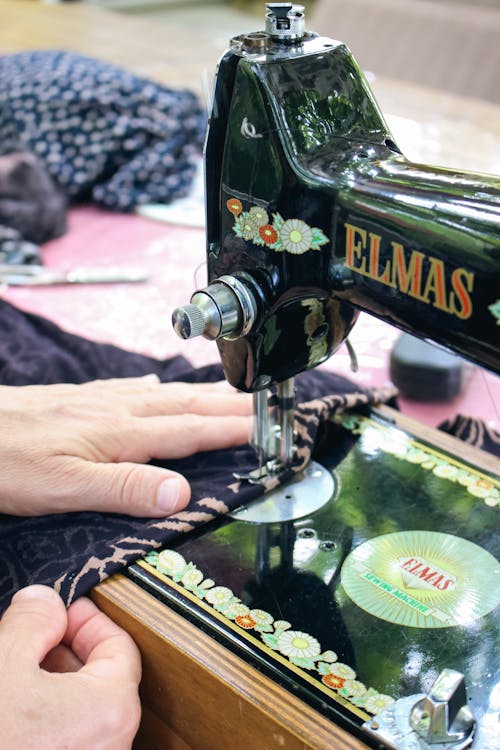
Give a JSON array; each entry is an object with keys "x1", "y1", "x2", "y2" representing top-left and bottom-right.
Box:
[
  {"x1": 92, "y1": 408, "x2": 498, "y2": 750},
  {"x1": 92, "y1": 574, "x2": 368, "y2": 750}
]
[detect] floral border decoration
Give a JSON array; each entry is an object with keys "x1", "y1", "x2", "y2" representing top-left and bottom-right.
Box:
[
  {"x1": 488, "y1": 299, "x2": 500, "y2": 325},
  {"x1": 140, "y1": 548, "x2": 395, "y2": 717},
  {"x1": 337, "y1": 414, "x2": 499, "y2": 508},
  {"x1": 226, "y1": 198, "x2": 329, "y2": 255}
]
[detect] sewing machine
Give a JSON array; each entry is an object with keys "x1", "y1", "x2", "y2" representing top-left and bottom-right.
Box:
[
  {"x1": 170, "y1": 0, "x2": 499, "y2": 480},
  {"x1": 94, "y1": 5, "x2": 499, "y2": 749}
]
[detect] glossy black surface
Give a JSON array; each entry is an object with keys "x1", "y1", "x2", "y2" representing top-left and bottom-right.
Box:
[
  {"x1": 129, "y1": 413, "x2": 499, "y2": 748},
  {"x1": 204, "y1": 32, "x2": 500, "y2": 390}
]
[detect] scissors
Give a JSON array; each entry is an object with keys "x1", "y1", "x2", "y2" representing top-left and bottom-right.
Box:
[{"x1": 0, "y1": 264, "x2": 149, "y2": 286}]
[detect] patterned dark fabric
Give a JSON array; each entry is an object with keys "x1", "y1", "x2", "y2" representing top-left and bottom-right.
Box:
[
  {"x1": 438, "y1": 414, "x2": 500, "y2": 456},
  {"x1": 0, "y1": 51, "x2": 206, "y2": 257},
  {"x1": 0, "y1": 299, "x2": 497, "y2": 613},
  {"x1": 0, "y1": 298, "x2": 398, "y2": 612}
]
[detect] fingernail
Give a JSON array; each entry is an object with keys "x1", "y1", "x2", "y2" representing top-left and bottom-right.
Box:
[
  {"x1": 13, "y1": 585, "x2": 59, "y2": 603},
  {"x1": 142, "y1": 373, "x2": 160, "y2": 383},
  {"x1": 156, "y1": 477, "x2": 182, "y2": 514}
]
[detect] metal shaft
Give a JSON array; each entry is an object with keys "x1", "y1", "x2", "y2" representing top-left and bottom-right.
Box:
[
  {"x1": 277, "y1": 378, "x2": 295, "y2": 467},
  {"x1": 252, "y1": 389, "x2": 271, "y2": 474}
]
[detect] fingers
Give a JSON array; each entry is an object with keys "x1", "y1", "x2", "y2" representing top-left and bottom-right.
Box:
[
  {"x1": 78, "y1": 374, "x2": 161, "y2": 392},
  {"x1": 0, "y1": 378, "x2": 252, "y2": 519},
  {"x1": 41, "y1": 643, "x2": 84, "y2": 673},
  {"x1": 0, "y1": 586, "x2": 67, "y2": 666},
  {"x1": 92, "y1": 378, "x2": 251, "y2": 418},
  {"x1": 0, "y1": 593, "x2": 141, "y2": 750},
  {"x1": 4, "y1": 378, "x2": 250, "y2": 418},
  {"x1": 136, "y1": 413, "x2": 252, "y2": 459},
  {"x1": 54, "y1": 598, "x2": 142, "y2": 749},
  {"x1": 0, "y1": 377, "x2": 162, "y2": 409},
  {"x1": 129, "y1": 388, "x2": 252, "y2": 418},
  {"x1": 55, "y1": 407, "x2": 248, "y2": 514},
  {"x1": 84, "y1": 377, "x2": 234, "y2": 393},
  {"x1": 64, "y1": 598, "x2": 141, "y2": 685},
  {"x1": 78, "y1": 377, "x2": 241, "y2": 401},
  {"x1": 53, "y1": 460, "x2": 192, "y2": 517}
]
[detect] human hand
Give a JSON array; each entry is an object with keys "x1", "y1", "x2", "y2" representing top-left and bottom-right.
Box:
[
  {"x1": 0, "y1": 375, "x2": 251, "y2": 517},
  {"x1": 0, "y1": 585, "x2": 141, "y2": 750}
]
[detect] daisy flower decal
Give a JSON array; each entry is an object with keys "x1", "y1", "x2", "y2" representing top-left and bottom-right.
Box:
[
  {"x1": 277, "y1": 630, "x2": 321, "y2": 660},
  {"x1": 280, "y1": 219, "x2": 313, "y2": 254},
  {"x1": 142, "y1": 548, "x2": 396, "y2": 715},
  {"x1": 227, "y1": 198, "x2": 329, "y2": 254}
]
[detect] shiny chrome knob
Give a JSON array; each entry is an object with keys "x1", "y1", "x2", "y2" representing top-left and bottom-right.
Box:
[
  {"x1": 265, "y1": 3, "x2": 305, "y2": 41},
  {"x1": 171, "y1": 304, "x2": 206, "y2": 340},
  {"x1": 172, "y1": 275, "x2": 257, "y2": 342}
]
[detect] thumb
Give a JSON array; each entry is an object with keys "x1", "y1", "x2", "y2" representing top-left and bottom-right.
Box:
[
  {"x1": 67, "y1": 461, "x2": 192, "y2": 517},
  {"x1": 0, "y1": 585, "x2": 67, "y2": 666}
]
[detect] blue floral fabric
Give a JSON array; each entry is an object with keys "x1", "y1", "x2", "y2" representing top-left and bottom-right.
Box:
[
  {"x1": 0, "y1": 50, "x2": 206, "y2": 210},
  {"x1": 0, "y1": 51, "x2": 206, "y2": 260}
]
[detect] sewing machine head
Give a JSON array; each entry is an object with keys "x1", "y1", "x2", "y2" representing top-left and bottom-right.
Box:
[
  {"x1": 173, "y1": 2, "x2": 499, "y2": 469},
  {"x1": 167, "y1": 11, "x2": 500, "y2": 745}
]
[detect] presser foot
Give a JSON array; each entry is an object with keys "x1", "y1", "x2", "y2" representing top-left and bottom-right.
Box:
[
  {"x1": 229, "y1": 460, "x2": 336, "y2": 523},
  {"x1": 363, "y1": 670, "x2": 475, "y2": 750}
]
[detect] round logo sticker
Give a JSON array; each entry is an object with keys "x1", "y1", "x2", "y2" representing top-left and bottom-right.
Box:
[{"x1": 341, "y1": 531, "x2": 500, "y2": 628}]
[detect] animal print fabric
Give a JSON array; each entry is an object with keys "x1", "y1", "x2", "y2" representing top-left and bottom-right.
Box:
[
  {"x1": 0, "y1": 298, "x2": 398, "y2": 611},
  {"x1": 0, "y1": 301, "x2": 497, "y2": 612}
]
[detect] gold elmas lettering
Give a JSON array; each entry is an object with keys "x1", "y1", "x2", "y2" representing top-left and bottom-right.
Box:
[
  {"x1": 344, "y1": 222, "x2": 474, "y2": 320},
  {"x1": 368, "y1": 231, "x2": 392, "y2": 284},
  {"x1": 449, "y1": 268, "x2": 474, "y2": 320},
  {"x1": 390, "y1": 242, "x2": 425, "y2": 300},
  {"x1": 421, "y1": 257, "x2": 449, "y2": 312},
  {"x1": 345, "y1": 222, "x2": 368, "y2": 274}
]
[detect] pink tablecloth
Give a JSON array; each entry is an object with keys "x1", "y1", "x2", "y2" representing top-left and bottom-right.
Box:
[{"x1": 1, "y1": 206, "x2": 498, "y2": 429}]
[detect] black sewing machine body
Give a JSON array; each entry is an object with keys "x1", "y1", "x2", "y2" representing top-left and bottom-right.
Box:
[
  {"x1": 130, "y1": 408, "x2": 499, "y2": 750},
  {"x1": 205, "y1": 32, "x2": 499, "y2": 390},
  {"x1": 146, "y1": 6, "x2": 499, "y2": 750}
]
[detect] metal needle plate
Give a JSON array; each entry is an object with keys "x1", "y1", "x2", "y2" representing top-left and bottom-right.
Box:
[{"x1": 229, "y1": 460, "x2": 336, "y2": 523}]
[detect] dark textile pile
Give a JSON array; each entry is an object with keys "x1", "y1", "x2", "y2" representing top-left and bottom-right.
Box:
[
  {"x1": 0, "y1": 298, "x2": 398, "y2": 612},
  {"x1": 0, "y1": 299, "x2": 497, "y2": 613},
  {"x1": 0, "y1": 51, "x2": 206, "y2": 261}
]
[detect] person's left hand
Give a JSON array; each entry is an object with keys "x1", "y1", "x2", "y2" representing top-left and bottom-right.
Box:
[
  {"x1": 0, "y1": 585, "x2": 142, "y2": 750},
  {"x1": 0, "y1": 375, "x2": 252, "y2": 517}
]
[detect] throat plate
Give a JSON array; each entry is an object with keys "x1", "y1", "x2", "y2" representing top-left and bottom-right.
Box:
[{"x1": 229, "y1": 460, "x2": 336, "y2": 523}]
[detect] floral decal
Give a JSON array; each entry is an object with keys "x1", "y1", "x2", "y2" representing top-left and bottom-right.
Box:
[
  {"x1": 488, "y1": 300, "x2": 500, "y2": 325},
  {"x1": 226, "y1": 197, "x2": 329, "y2": 255},
  {"x1": 337, "y1": 415, "x2": 499, "y2": 508},
  {"x1": 227, "y1": 198, "x2": 243, "y2": 216},
  {"x1": 302, "y1": 299, "x2": 329, "y2": 366},
  {"x1": 140, "y1": 548, "x2": 395, "y2": 716}
]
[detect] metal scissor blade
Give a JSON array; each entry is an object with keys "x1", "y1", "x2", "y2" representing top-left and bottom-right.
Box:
[{"x1": 0, "y1": 265, "x2": 149, "y2": 286}]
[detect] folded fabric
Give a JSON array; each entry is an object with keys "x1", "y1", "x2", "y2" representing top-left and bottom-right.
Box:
[
  {"x1": 0, "y1": 300, "x2": 497, "y2": 613},
  {"x1": 0, "y1": 298, "x2": 397, "y2": 612},
  {"x1": 437, "y1": 413, "x2": 500, "y2": 455},
  {"x1": 0, "y1": 51, "x2": 206, "y2": 258}
]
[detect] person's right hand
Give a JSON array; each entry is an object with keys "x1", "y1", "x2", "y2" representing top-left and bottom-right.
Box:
[
  {"x1": 0, "y1": 585, "x2": 142, "y2": 750},
  {"x1": 0, "y1": 375, "x2": 252, "y2": 517}
]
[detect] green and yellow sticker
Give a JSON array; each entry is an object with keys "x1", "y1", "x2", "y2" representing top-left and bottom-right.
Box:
[{"x1": 341, "y1": 531, "x2": 499, "y2": 628}]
